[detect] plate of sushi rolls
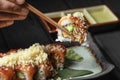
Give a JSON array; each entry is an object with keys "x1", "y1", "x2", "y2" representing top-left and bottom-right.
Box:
[
  {"x1": 0, "y1": 41, "x2": 114, "y2": 80},
  {"x1": 0, "y1": 43, "x2": 66, "y2": 80}
]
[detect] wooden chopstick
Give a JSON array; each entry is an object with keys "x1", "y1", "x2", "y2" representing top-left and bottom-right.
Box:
[{"x1": 24, "y1": 2, "x2": 74, "y2": 40}]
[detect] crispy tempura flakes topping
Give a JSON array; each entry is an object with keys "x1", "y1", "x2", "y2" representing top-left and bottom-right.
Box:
[{"x1": 0, "y1": 43, "x2": 48, "y2": 68}]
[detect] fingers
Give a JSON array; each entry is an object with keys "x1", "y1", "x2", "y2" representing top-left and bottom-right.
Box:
[
  {"x1": 0, "y1": 0, "x2": 28, "y2": 28},
  {"x1": 0, "y1": 12, "x2": 27, "y2": 20},
  {"x1": 0, "y1": 12, "x2": 27, "y2": 28},
  {"x1": 0, "y1": 0, "x2": 29, "y2": 16},
  {"x1": 0, "y1": 21, "x2": 14, "y2": 28},
  {"x1": 8, "y1": 0, "x2": 25, "y2": 5}
]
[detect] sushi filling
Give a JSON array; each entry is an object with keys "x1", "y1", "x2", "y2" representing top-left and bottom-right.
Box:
[
  {"x1": 16, "y1": 72, "x2": 26, "y2": 80},
  {"x1": 34, "y1": 68, "x2": 46, "y2": 80}
]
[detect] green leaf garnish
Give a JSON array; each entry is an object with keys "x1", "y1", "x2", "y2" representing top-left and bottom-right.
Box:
[
  {"x1": 57, "y1": 68, "x2": 93, "y2": 79},
  {"x1": 66, "y1": 49, "x2": 83, "y2": 62}
]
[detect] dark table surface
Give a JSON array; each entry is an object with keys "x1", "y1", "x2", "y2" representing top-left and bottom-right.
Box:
[{"x1": 0, "y1": 0, "x2": 120, "y2": 80}]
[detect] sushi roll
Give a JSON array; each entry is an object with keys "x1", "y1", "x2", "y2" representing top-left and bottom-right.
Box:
[
  {"x1": 15, "y1": 64, "x2": 37, "y2": 80},
  {"x1": 45, "y1": 43, "x2": 66, "y2": 70},
  {"x1": 34, "y1": 60, "x2": 54, "y2": 80},
  {"x1": 0, "y1": 66, "x2": 16, "y2": 80},
  {"x1": 35, "y1": 43, "x2": 66, "y2": 80},
  {"x1": 56, "y1": 12, "x2": 88, "y2": 44},
  {"x1": 0, "y1": 53, "x2": 16, "y2": 80}
]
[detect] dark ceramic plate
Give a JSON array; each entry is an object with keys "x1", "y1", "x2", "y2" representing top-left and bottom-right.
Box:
[{"x1": 55, "y1": 33, "x2": 114, "y2": 80}]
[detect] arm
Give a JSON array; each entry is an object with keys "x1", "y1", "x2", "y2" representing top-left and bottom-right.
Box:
[{"x1": 0, "y1": 0, "x2": 29, "y2": 28}]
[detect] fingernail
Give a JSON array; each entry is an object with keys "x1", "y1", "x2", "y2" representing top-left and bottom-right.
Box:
[{"x1": 16, "y1": 0, "x2": 25, "y2": 5}]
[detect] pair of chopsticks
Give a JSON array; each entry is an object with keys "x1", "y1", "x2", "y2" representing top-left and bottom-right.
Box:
[{"x1": 24, "y1": 2, "x2": 74, "y2": 40}]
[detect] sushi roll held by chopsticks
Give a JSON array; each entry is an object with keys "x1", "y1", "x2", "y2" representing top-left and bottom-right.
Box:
[{"x1": 56, "y1": 12, "x2": 88, "y2": 44}]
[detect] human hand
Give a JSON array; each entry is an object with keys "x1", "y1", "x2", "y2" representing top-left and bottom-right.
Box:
[{"x1": 0, "y1": 0, "x2": 29, "y2": 28}]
